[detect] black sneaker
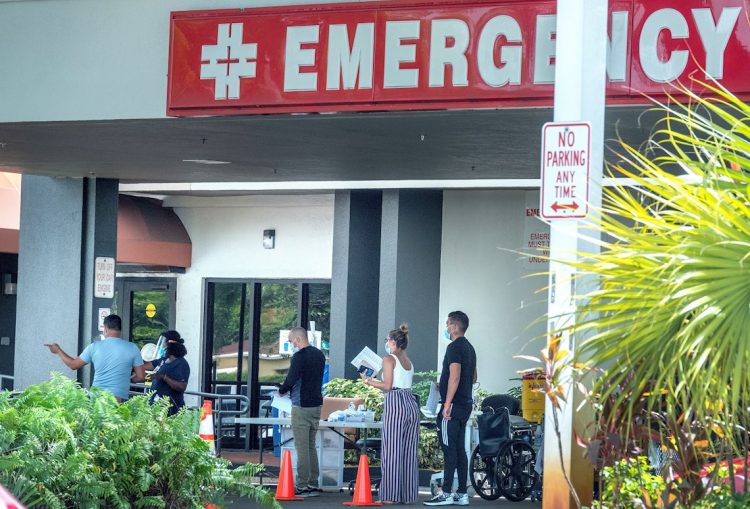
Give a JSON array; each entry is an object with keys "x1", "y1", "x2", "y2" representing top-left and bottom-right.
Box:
[
  {"x1": 424, "y1": 492, "x2": 454, "y2": 506},
  {"x1": 306, "y1": 486, "x2": 321, "y2": 497},
  {"x1": 294, "y1": 487, "x2": 311, "y2": 498},
  {"x1": 453, "y1": 493, "x2": 469, "y2": 506}
]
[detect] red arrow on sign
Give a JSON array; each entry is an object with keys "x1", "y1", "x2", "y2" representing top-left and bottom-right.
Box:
[{"x1": 551, "y1": 201, "x2": 579, "y2": 212}]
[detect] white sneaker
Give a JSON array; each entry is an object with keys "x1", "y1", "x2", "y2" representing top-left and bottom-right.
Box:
[
  {"x1": 453, "y1": 493, "x2": 470, "y2": 506},
  {"x1": 423, "y1": 492, "x2": 454, "y2": 506}
]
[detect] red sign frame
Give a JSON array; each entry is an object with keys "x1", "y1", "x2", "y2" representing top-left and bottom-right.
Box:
[{"x1": 168, "y1": 0, "x2": 750, "y2": 116}]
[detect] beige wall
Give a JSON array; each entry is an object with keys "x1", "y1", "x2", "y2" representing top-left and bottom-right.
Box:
[{"x1": 439, "y1": 189, "x2": 549, "y2": 394}]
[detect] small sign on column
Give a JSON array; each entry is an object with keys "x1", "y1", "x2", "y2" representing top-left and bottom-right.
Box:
[
  {"x1": 540, "y1": 122, "x2": 591, "y2": 220},
  {"x1": 94, "y1": 257, "x2": 115, "y2": 299},
  {"x1": 98, "y1": 308, "x2": 111, "y2": 332}
]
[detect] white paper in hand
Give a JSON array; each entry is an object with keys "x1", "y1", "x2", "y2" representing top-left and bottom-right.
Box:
[
  {"x1": 271, "y1": 391, "x2": 292, "y2": 414},
  {"x1": 350, "y1": 346, "x2": 383, "y2": 375},
  {"x1": 421, "y1": 381, "x2": 440, "y2": 417}
]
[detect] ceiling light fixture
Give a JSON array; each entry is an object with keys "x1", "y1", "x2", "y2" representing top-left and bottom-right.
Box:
[{"x1": 182, "y1": 159, "x2": 231, "y2": 165}]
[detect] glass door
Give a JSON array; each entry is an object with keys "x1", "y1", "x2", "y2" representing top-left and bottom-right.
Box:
[
  {"x1": 206, "y1": 282, "x2": 250, "y2": 398},
  {"x1": 205, "y1": 282, "x2": 251, "y2": 448},
  {"x1": 257, "y1": 282, "x2": 299, "y2": 384},
  {"x1": 203, "y1": 279, "x2": 331, "y2": 450},
  {"x1": 116, "y1": 279, "x2": 176, "y2": 348}
]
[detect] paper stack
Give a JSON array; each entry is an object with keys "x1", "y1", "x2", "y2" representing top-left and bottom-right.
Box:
[
  {"x1": 421, "y1": 381, "x2": 440, "y2": 418},
  {"x1": 350, "y1": 346, "x2": 383, "y2": 377},
  {"x1": 271, "y1": 391, "x2": 292, "y2": 415}
]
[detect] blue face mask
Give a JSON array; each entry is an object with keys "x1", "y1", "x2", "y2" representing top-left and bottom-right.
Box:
[
  {"x1": 385, "y1": 343, "x2": 392, "y2": 354},
  {"x1": 443, "y1": 328, "x2": 451, "y2": 342},
  {"x1": 291, "y1": 342, "x2": 299, "y2": 353}
]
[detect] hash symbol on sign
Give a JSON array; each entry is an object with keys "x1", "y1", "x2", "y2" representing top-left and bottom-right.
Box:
[{"x1": 200, "y1": 23, "x2": 257, "y2": 100}]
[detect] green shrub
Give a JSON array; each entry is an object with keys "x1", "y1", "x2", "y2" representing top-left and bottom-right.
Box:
[
  {"x1": 586, "y1": 456, "x2": 745, "y2": 508},
  {"x1": 0, "y1": 374, "x2": 279, "y2": 509},
  {"x1": 324, "y1": 373, "x2": 444, "y2": 469},
  {"x1": 323, "y1": 377, "x2": 384, "y2": 419},
  {"x1": 592, "y1": 456, "x2": 665, "y2": 509},
  {"x1": 417, "y1": 426, "x2": 443, "y2": 470},
  {"x1": 411, "y1": 370, "x2": 439, "y2": 410},
  {"x1": 506, "y1": 385, "x2": 522, "y2": 400},
  {"x1": 693, "y1": 492, "x2": 750, "y2": 509}
]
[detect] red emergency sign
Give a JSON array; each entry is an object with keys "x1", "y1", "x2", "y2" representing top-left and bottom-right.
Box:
[{"x1": 167, "y1": 0, "x2": 750, "y2": 116}]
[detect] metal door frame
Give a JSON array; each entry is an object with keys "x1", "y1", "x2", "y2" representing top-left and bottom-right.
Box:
[
  {"x1": 116, "y1": 278, "x2": 177, "y2": 341},
  {"x1": 203, "y1": 278, "x2": 330, "y2": 449}
]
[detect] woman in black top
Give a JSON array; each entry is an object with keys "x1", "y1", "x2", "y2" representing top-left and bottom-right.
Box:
[{"x1": 142, "y1": 330, "x2": 190, "y2": 416}]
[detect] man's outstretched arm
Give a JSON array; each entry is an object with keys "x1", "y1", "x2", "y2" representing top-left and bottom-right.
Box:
[{"x1": 45, "y1": 343, "x2": 87, "y2": 370}]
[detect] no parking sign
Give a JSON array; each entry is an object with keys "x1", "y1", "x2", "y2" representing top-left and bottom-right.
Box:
[{"x1": 540, "y1": 122, "x2": 591, "y2": 220}]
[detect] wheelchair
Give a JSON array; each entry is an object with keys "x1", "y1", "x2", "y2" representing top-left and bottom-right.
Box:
[{"x1": 469, "y1": 398, "x2": 538, "y2": 502}]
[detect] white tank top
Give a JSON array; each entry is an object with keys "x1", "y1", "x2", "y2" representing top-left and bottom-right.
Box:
[{"x1": 390, "y1": 354, "x2": 414, "y2": 389}]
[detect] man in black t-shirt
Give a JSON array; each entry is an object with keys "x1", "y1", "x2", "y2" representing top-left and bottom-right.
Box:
[
  {"x1": 425, "y1": 311, "x2": 477, "y2": 506},
  {"x1": 279, "y1": 327, "x2": 326, "y2": 497}
]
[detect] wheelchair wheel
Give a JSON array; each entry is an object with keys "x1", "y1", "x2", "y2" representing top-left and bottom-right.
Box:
[
  {"x1": 469, "y1": 445, "x2": 501, "y2": 500},
  {"x1": 494, "y1": 440, "x2": 537, "y2": 502}
]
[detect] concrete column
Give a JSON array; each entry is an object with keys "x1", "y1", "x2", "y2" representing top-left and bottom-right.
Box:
[
  {"x1": 80, "y1": 178, "x2": 119, "y2": 342},
  {"x1": 377, "y1": 190, "x2": 442, "y2": 373},
  {"x1": 14, "y1": 176, "x2": 118, "y2": 391},
  {"x1": 329, "y1": 190, "x2": 382, "y2": 379},
  {"x1": 0, "y1": 253, "x2": 18, "y2": 389},
  {"x1": 543, "y1": 0, "x2": 607, "y2": 507}
]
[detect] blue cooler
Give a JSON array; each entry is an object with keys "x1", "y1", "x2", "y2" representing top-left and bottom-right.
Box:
[
  {"x1": 273, "y1": 407, "x2": 281, "y2": 457},
  {"x1": 322, "y1": 361, "x2": 330, "y2": 390}
]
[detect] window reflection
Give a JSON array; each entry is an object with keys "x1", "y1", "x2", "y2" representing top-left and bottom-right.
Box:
[
  {"x1": 205, "y1": 280, "x2": 330, "y2": 391},
  {"x1": 259, "y1": 283, "x2": 298, "y2": 383}
]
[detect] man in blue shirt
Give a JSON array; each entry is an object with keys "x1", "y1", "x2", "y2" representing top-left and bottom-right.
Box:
[{"x1": 46, "y1": 314, "x2": 145, "y2": 402}]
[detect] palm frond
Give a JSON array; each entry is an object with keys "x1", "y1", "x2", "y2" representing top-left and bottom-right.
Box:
[{"x1": 555, "y1": 83, "x2": 750, "y2": 456}]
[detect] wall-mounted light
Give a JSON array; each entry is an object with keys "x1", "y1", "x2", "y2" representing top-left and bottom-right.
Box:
[
  {"x1": 2, "y1": 273, "x2": 16, "y2": 296},
  {"x1": 263, "y1": 229, "x2": 276, "y2": 249}
]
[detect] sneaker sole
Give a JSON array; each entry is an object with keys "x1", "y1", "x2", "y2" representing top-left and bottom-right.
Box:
[{"x1": 423, "y1": 500, "x2": 454, "y2": 506}]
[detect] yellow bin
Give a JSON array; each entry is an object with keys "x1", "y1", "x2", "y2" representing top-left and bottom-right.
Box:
[{"x1": 521, "y1": 376, "x2": 545, "y2": 423}]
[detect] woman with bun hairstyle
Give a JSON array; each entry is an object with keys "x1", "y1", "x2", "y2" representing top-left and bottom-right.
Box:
[{"x1": 359, "y1": 324, "x2": 420, "y2": 504}]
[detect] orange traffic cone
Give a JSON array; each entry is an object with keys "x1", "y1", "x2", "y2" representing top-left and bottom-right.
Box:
[
  {"x1": 275, "y1": 449, "x2": 304, "y2": 501},
  {"x1": 343, "y1": 454, "x2": 382, "y2": 506},
  {"x1": 198, "y1": 400, "x2": 216, "y2": 455}
]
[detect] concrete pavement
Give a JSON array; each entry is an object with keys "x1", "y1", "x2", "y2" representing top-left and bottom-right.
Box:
[{"x1": 227, "y1": 489, "x2": 542, "y2": 508}]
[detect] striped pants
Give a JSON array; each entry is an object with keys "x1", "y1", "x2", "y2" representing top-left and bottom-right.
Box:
[{"x1": 380, "y1": 388, "x2": 420, "y2": 504}]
